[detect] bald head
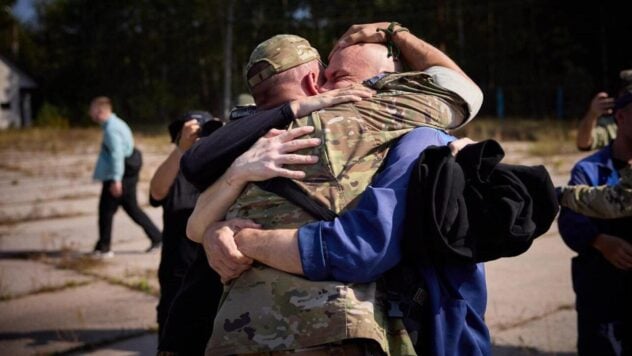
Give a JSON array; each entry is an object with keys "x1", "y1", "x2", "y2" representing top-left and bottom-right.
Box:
[{"x1": 323, "y1": 43, "x2": 402, "y2": 90}]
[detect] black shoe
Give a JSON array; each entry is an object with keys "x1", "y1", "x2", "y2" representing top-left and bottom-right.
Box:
[{"x1": 146, "y1": 241, "x2": 161, "y2": 253}]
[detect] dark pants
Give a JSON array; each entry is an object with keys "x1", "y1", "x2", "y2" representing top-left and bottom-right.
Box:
[
  {"x1": 159, "y1": 249, "x2": 223, "y2": 355},
  {"x1": 95, "y1": 178, "x2": 161, "y2": 252},
  {"x1": 577, "y1": 317, "x2": 628, "y2": 356},
  {"x1": 156, "y1": 272, "x2": 185, "y2": 337}
]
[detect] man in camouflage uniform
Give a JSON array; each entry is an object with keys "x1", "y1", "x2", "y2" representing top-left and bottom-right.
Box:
[{"x1": 185, "y1": 28, "x2": 482, "y2": 355}]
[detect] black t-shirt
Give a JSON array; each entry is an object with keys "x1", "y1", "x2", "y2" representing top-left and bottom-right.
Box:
[{"x1": 150, "y1": 171, "x2": 200, "y2": 277}]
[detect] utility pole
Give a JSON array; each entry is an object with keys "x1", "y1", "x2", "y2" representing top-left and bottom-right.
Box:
[
  {"x1": 12, "y1": 22, "x2": 19, "y2": 57},
  {"x1": 222, "y1": 0, "x2": 235, "y2": 121}
]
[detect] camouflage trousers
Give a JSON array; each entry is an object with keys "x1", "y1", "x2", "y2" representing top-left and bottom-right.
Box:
[{"x1": 243, "y1": 339, "x2": 384, "y2": 355}]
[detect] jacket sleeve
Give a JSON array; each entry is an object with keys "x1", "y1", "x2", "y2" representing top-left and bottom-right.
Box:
[
  {"x1": 558, "y1": 163, "x2": 601, "y2": 254},
  {"x1": 104, "y1": 129, "x2": 126, "y2": 181},
  {"x1": 559, "y1": 165, "x2": 632, "y2": 219},
  {"x1": 180, "y1": 104, "x2": 294, "y2": 191},
  {"x1": 298, "y1": 128, "x2": 453, "y2": 283},
  {"x1": 424, "y1": 66, "x2": 483, "y2": 122},
  {"x1": 589, "y1": 117, "x2": 617, "y2": 150}
]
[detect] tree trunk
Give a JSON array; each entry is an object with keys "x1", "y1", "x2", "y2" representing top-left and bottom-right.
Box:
[{"x1": 222, "y1": 0, "x2": 235, "y2": 120}]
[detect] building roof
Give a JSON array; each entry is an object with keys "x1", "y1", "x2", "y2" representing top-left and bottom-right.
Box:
[{"x1": 0, "y1": 53, "x2": 37, "y2": 88}]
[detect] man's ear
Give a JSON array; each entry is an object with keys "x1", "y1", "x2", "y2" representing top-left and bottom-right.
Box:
[{"x1": 302, "y1": 71, "x2": 320, "y2": 96}]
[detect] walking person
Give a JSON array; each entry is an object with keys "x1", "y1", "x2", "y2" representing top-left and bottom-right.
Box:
[{"x1": 90, "y1": 96, "x2": 161, "y2": 257}]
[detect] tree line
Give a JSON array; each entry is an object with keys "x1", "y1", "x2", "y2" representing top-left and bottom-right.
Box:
[{"x1": 2, "y1": 0, "x2": 631, "y2": 125}]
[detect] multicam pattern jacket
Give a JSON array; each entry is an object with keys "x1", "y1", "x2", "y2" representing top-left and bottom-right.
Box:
[
  {"x1": 588, "y1": 116, "x2": 617, "y2": 151},
  {"x1": 560, "y1": 165, "x2": 632, "y2": 219},
  {"x1": 206, "y1": 71, "x2": 472, "y2": 356}
]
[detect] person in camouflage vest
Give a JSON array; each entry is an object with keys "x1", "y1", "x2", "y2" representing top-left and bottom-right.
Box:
[{"x1": 185, "y1": 27, "x2": 483, "y2": 355}]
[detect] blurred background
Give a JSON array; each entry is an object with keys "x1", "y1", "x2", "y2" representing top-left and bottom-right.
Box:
[
  {"x1": 0, "y1": 1, "x2": 631, "y2": 355},
  {"x1": 2, "y1": 0, "x2": 631, "y2": 127}
]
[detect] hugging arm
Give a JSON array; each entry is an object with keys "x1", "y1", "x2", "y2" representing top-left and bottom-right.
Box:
[
  {"x1": 559, "y1": 165, "x2": 632, "y2": 219},
  {"x1": 181, "y1": 86, "x2": 374, "y2": 191},
  {"x1": 234, "y1": 129, "x2": 463, "y2": 283},
  {"x1": 185, "y1": 127, "x2": 320, "y2": 243},
  {"x1": 331, "y1": 22, "x2": 483, "y2": 119}
]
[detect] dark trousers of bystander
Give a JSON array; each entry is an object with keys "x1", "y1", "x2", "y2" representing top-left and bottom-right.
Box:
[
  {"x1": 95, "y1": 178, "x2": 162, "y2": 252},
  {"x1": 159, "y1": 248, "x2": 223, "y2": 355}
]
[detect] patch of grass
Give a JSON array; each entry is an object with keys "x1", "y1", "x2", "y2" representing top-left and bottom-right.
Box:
[
  {"x1": 0, "y1": 208, "x2": 90, "y2": 226},
  {"x1": 0, "y1": 127, "x2": 171, "y2": 154},
  {"x1": 0, "y1": 128, "x2": 102, "y2": 153},
  {"x1": 0, "y1": 280, "x2": 93, "y2": 302},
  {"x1": 0, "y1": 162, "x2": 35, "y2": 176},
  {"x1": 131, "y1": 278, "x2": 154, "y2": 295},
  {"x1": 56, "y1": 254, "x2": 106, "y2": 272},
  {"x1": 527, "y1": 140, "x2": 576, "y2": 157},
  {"x1": 453, "y1": 117, "x2": 577, "y2": 143}
]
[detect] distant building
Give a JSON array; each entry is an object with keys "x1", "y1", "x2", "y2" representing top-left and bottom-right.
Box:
[{"x1": 0, "y1": 54, "x2": 37, "y2": 129}]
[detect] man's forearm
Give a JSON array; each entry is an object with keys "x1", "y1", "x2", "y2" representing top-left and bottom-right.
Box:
[
  {"x1": 576, "y1": 111, "x2": 599, "y2": 150},
  {"x1": 186, "y1": 169, "x2": 247, "y2": 243},
  {"x1": 394, "y1": 31, "x2": 470, "y2": 81},
  {"x1": 236, "y1": 229, "x2": 303, "y2": 275},
  {"x1": 150, "y1": 148, "x2": 181, "y2": 201}
]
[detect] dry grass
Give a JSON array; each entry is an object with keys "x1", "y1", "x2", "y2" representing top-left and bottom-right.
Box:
[
  {"x1": 56, "y1": 254, "x2": 106, "y2": 271},
  {"x1": 0, "y1": 128, "x2": 102, "y2": 153},
  {"x1": 0, "y1": 127, "x2": 171, "y2": 154},
  {"x1": 0, "y1": 207, "x2": 90, "y2": 226},
  {"x1": 453, "y1": 117, "x2": 578, "y2": 157},
  {"x1": 453, "y1": 117, "x2": 577, "y2": 142}
]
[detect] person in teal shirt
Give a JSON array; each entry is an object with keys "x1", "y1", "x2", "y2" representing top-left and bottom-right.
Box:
[{"x1": 90, "y1": 96, "x2": 161, "y2": 256}]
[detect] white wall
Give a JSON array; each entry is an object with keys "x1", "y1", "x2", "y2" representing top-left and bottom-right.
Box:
[
  {"x1": 0, "y1": 59, "x2": 21, "y2": 129},
  {"x1": 0, "y1": 57, "x2": 36, "y2": 129}
]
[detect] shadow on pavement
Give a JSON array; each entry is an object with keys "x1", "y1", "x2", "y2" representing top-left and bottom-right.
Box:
[
  {"x1": 493, "y1": 344, "x2": 576, "y2": 355},
  {"x1": 0, "y1": 328, "x2": 153, "y2": 354}
]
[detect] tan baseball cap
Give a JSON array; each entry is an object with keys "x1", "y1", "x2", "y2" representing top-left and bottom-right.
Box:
[{"x1": 246, "y1": 34, "x2": 320, "y2": 88}]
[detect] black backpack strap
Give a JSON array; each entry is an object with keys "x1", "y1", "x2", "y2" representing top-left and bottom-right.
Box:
[{"x1": 255, "y1": 177, "x2": 337, "y2": 221}]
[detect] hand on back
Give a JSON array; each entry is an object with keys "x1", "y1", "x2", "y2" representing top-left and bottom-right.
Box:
[{"x1": 226, "y1": 126, "x2": 321, "y2": 185}]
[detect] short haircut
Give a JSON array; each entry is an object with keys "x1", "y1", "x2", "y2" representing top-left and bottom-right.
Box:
[
  {"x1": 90, "y1": 96, "x2": 112, "y2": 109},
  {"x1": 249, "y1": 60, "x2": 319, "y2": 106}
]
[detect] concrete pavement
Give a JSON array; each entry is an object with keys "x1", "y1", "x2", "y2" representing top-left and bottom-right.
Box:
[{"x1": 0, "y1": 139, "x2": 588, "y2": 355}]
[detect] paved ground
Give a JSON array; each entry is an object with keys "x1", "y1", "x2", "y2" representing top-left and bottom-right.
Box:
[{"x1": 0, "y1": 135, "x2": 587, "y2": 355}]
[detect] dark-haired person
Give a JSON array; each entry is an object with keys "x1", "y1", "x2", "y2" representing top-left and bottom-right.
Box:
[
  {"x1": 576, "y1": 69, "x2": 632, "y2": 151},
  {"x1": 89, "y1": 96, "x2": 161, "y2": 257},
  {"x1": 559, "y1": 91, "x2": 632, "y2": 355},
  {"x1": 149, "y1": 112, "x2": 223, "y2": 345}
]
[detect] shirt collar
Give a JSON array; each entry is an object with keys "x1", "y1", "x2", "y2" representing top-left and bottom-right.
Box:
[
  {"x1": 594, "y1": 144, "x2": 618, "y2": 175},
  {"x1": 101, "y1": 113, "x2": 117, "y2": 127}
]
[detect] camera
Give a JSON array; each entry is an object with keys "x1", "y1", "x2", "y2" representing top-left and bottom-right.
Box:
[{"x1": 169, "y1": 111, "x2": 223, "y2": 143}]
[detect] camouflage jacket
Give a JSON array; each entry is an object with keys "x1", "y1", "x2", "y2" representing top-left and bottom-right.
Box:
[
  {"x1": 560, "y1": 165, "x2": 632, "y2": 219},
  {"x1": 206, "y1": 71, "x2": 470, "y2": 355},
  {"x1": 588, "y1": 116, "x2": 617, "y2": 151}
]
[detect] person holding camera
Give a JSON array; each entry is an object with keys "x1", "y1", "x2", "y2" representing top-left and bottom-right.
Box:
[
  {"x1": 149, "y1": 111, "x2": 223, "y2": 344},
  {"x1": 90, "y1": 96, "x2": 162, "y2": 257},
  {"x1": 576, "y1": 69, "x2": 632, "y2": 151}
]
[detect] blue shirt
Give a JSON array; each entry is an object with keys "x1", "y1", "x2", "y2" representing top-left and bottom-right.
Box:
[
  {"x1": 558, "y1": 145, "x2": 631, "y2": 323},
  {"x1": 93, "y1": 114, "x2": 134, "y2": 182},
  {"x1": 558, "y1": 145, "x2": 621, "y2": 254},
  {"x1": 298, "y1": 127, "x2": 491, "y2": 356}
]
